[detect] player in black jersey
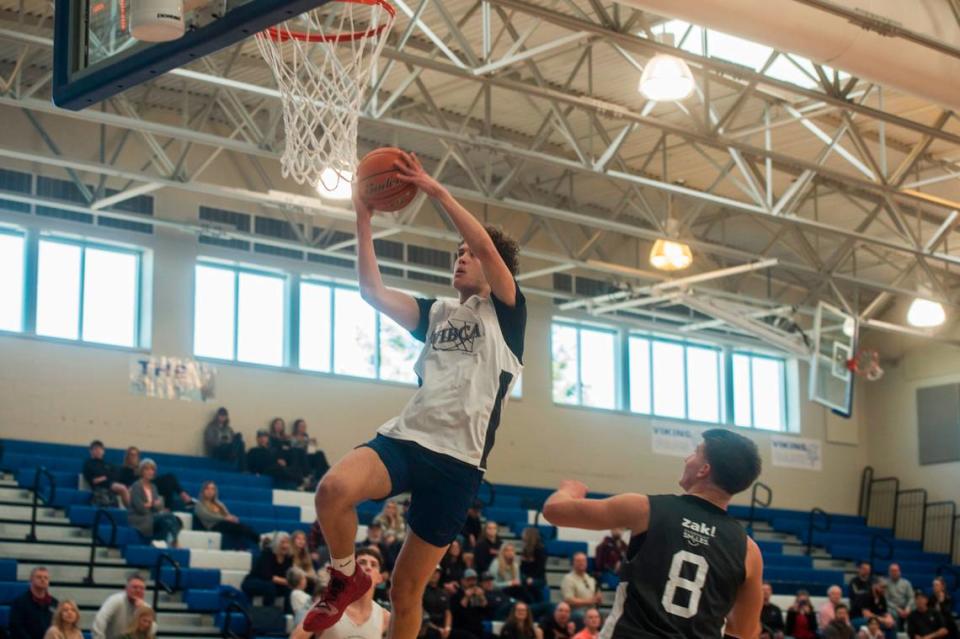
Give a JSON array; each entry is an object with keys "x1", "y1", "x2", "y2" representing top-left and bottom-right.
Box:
[{"x1": 543, "y1": 429, "x2": 764, "y2": 639}]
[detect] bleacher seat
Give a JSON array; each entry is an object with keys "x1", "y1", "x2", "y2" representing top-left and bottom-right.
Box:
[
  {"x1": 0, "y1": 560, "x2": 17, "y2": 582},
  {"x1": 0, "y1": 605, "x2": 10, "y2": 628},
  {"x1": 0, "y1": 582, "x2": 28, "y2": 604},
  {"x1": 546, "y1": 539, "x2": 587, "y2": 557}
]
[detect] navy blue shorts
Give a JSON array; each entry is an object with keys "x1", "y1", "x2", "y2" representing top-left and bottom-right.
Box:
[{"x1": 361, "y1": 434, "x2": 482, "y2": 548}]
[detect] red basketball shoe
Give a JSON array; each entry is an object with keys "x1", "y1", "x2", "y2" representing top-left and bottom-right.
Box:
[{"x1": 302, "y1": 566, "x2": 372, "y2": 633}]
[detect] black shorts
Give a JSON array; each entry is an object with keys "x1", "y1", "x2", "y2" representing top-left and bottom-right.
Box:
[{"x1": 361, "y1": 434, "x2": 482, "y2": 548}]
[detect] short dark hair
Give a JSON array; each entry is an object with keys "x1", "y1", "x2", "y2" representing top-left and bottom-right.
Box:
[
  {"x1": 357, "y1": 546, "x2": 383, "y2": 570},
  {"x1": 460, "y1": 226, "x2": 520, "y2": 276},
  {"x1": 701, "y1": 429, "x2": 761, "y2": 495},
  {"x1": 90, "y1": 440, "x2": 104, "y2": 449},
  {"x1": 835, "y1": 603, "x2": 848, "y2": 612},
  {"x1": 915, "y1": 590, "x2": 928, "y2": 600}
]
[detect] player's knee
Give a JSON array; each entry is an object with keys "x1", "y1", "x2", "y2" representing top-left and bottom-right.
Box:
[
  {"x1": 389, "y1": 575, "x2": 422, "y2": 611},
  {"x1": 314, "y1": 473, "x2": 350, "y2": 511}
]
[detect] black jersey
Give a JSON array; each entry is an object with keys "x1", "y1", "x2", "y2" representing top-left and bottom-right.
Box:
[{"x1": 600, "y1": 494, "x2": 748, "y2": 639}]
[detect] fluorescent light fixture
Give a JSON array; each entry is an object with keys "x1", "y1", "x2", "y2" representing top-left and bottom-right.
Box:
[
  {"x1": 650, "y1": 238, "x2": 693, "y2": 271},
  {"x1": 639, "y1": 34, "x2": 695, "y2": 102},
  {"x1": 316, "y1": 168, "x2": 353, "y2": 200},
  {"x1": 907, "y1": 297, "x2": 946, "y2": 328}
]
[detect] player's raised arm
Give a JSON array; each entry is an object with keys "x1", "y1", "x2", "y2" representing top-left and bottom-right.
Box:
[
  {"x1": 354, "y1": 189, "x2": 422, "y2": 332},
  {"x1": 542, "y1": 480, "x2": 650, "y2": 533},
  {"x1": 394, "y1": 152, "x2": 517, "y2": 307},
  {"x1": 723, "y1": 537, "x2": 764, "y2": 639}
]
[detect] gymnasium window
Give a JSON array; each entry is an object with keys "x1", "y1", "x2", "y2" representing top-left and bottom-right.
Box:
[
  {"x1": 193, "y1": 263, "x2": 285, "y2": 366},
  {"x1": 628, "y1": 335, "x2": 723, "y2": 423},
  {"x1": 35, "y1": 238, "x2": 141, "y2": 347},
  {"x1": 551, "y1": 322, "x2": 617, "y2": 409},
  {"x1": 732, "y1": 352, "x2": 788, "y2": 431},
  {"x1": 298, "y1": 281, "x2": 421, "y2": 384},
  {"x1": 0, "y1": 230, "x2": 25, "y2": 332}
]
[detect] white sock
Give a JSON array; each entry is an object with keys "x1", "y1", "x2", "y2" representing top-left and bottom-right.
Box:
[{"x1": 332, "y1": 554, "x2": 356, "y2": 577}]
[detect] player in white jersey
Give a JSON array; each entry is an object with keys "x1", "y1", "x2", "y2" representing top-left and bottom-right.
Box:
[
  {"x1": 303, "y1": 151, "x2": 526, "y2": 639},
  {"x1": 293, "y1": 548, "x2": 390, "y2": 639}
]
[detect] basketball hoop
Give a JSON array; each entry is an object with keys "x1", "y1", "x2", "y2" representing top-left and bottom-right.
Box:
[
  {"x1": 847, "y1": 348, "x2": 884, "y2": 381},
  {"x1": 255, "y1": 0, "x2": 396, "y2": 186}
]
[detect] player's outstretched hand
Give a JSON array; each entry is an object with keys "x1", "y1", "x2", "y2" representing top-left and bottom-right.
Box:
[
  {"x1": 394, "y1": 151, "x2": 445, "y2": 199},
  {"x1": 558, "y1": 479, "x2": 588, "y2": 499}
]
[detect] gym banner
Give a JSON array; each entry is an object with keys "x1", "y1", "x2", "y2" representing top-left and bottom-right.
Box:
[
  {"x1": 770, "y1": 435, "x2": 822, "y2": 471},
  {"x1": 651, "y1": 424, "x2": 701, "y2": 458},
  {"x1": 129, "y1": 355, "x2": 216, "y2": 402}
]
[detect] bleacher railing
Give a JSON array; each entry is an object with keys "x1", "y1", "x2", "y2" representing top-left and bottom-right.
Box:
[
  {"x1": 26, "y1": 466, "x2": 56, "y2": 542},
  {"x1": 221, "y1": 601, "x2": 253, "y2": 639},
  {"x1": 860, "y1": 468, "x2": 900, "y2": 531},
  {"x1": 896, "y1": 488, "x2": 928, "y2": 542},
  {"x1": 747, "y1": 481, "x2": 772, "y2": 536},
  {"x1": 924, "y1": 501, "x2": 955, "y2": 557},
  {"x1": 806, "y1": 507, "x2": 831, "y2": 557},
  {"x1": 153, "y1": 552, "x2": 182, "y2": 612},
  {"x1": 85, "y1": 508, "x2": 118, "y2": 585}
]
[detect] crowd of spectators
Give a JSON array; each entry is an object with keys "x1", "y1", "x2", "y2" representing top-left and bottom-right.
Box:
[
  {"x1": 760, "y1": 560, "x2": 959, "y2": 639},
  {"x1": 8, "y1": 570, "x2": 156, "y2": 639}
]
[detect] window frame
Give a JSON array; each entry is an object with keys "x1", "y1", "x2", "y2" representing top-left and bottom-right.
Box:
[
  {"x1": 729, "y1": 350, "x2": 790, "y2": 432},
  {"x1": 551, "y1": 319, "x2": 620, "y2": 410},
  {"x1": 0, "y1": 227, "x2": 27, "y2": 334},
  {"x1": 35, "y1": 235, "x2": 143, "y2": 348},
  {"x1": 193, "y1": 260, "x2": 287, "y2": 367}
]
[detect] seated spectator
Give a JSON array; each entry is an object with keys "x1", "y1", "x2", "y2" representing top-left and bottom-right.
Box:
[
  {"x1": 886, "y1": 563, "x2": 914, "y2": 630},
  {"x1": 572, "y1": 609, "x2": 601, "y2": 639},
  {"x1": 154, "y1": 471, "x2": 193, "y2": 512},
  {"x1": 594, "y1": 529, "x2": 626, "y2": 582},
  {"x1": 242, "y1": 532, "x2": 293, "y2": 609},
  {"x1": 290, "y1": 530, "x2": 319, "y2": 591},
  {"x1": 480, "y1": 572, "x2": 510, "y2": 621},
  {"x1": 760, "y1": 582, "x2": 784, "y2": 639},
  {"x1": 474, "y1": 521, "x2": 502, "y2": 574},
  {"x1": 128, "y1": 459, "x2": 181, "y2": 547},
  {"x1": 290, "y1": 419, "x2": 330, "y2": 487},
  {"x1": 849, "y1": 562, "x2": 875, "y2": 608},
  {"x1": 822, "y1": 603, "x2": 855, "y2": 639},
  {"x1": 423, "y1": 567, "x2": 452, "y2": 638},
  {"x1": 852, "y1": 579, "x2": 896, "y2": 639},
  {"x1": 500, "y1": 602, "x2": 543, "y2": 639},
  {"x1": 539, "y1": 602, "x2": 575, "y2": 639},
  {"x1": 785, "y1": 590, "x2": 817, "y2": 639},
  {"x1": 491, "y1": 543, "x2": 527, "y2": 602},
  {"x1": 116, "y1": 447, "x2": 140, "y2": 488},
  {"x1": 119, "y1": 606, "x2": 155, "y2": 639},
  {"x1": 373, "y1": 500, "x2": 408, "y2": 542},
  {"x1": 520, "y1": 528, "x2": 546, "y2": 603},
  {"x1": 451, "y1": 570, "x2": 487, "y2": 639},
  {"x1": 461, "y1": 502, "x2": 483, "y2": 550},
  {"x1": 308, "y1": 519, "x2": 328, "y2": 566},
  {"x1": 43, "y1": 600, "x2": 81, "y2": 639},
  {"x1": 247, "y1": 429, "x2": 299, "y2": 488},
  {"x1": 820, "y1": 585, "x2": 845, "y2": 630},
  {"x1": 561, "y1": 553, "x2": 601, "y2": 618},
  {"x1": 83, "y1": 440, "x2": 129, "y2": 507},
  {"x1": 442, "y1": 539, "x2": 467, "y2": 591},
  {"x1": 287, "y1": 567, "x2": 311, "y2": 625},
  {"x1": 194, "y1": 481, "x2": 260, "y2": 549},
  {"x1": 907, "y1": 591, "x2": 948, "y2": 639},
  {"x1": 91, "y1": 574, "x2": 155, "y2": 639},
  {"x1": 858, "y1": 617, "x2": 885, "y2": 639},
  {"x1": 203, "y1": 407, "x2": 244, "y2": 469},
  {"x1": 931, "y1": 577, "x2": 959, "y2": 639},
  {"x1": 268, "y1": 417, "x2": 291, "y2": 455},
  {"x1": 10, "y1": 567, "x2": 58, "y2": 639}
]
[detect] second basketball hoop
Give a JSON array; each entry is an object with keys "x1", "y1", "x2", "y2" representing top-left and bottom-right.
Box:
[{"x1": 256, "y1": 0, "x2": 396, "y2": 187}]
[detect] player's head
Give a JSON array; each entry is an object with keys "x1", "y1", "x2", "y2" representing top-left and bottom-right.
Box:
[
  {"x1": 357, "y1": 547, "x2": 384, "y2": 593},
  {"x1": 454, "y1": 226, "x2": 519, "y2": 295},
  {"x1": 680, "y1": 429, "x2": 761, "y2": 496}
]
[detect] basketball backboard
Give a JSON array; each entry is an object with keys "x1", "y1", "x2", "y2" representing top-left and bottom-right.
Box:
[
  {"x1": 53, "y1": 0, "x2": 330, "y2": 110},
  {"x1": 809, "y1": 301, "x2": 856, "y2": 415}
]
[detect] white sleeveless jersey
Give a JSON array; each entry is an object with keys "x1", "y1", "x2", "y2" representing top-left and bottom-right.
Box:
[
  {"x1": 377, "y1": 288, "x2": 526, "y2": 470},
  {"x1": 322, "y1": 602, "x2": 386, "y2": 639}
]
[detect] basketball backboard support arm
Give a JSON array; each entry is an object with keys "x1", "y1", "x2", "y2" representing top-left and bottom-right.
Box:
[{"x1": 53, "y1": 0, "x2": 331, "y2": 110}]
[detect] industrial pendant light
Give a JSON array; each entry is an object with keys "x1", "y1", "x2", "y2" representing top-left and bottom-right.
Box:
[
  {"x1": 907, "y1": 297, "x2": 946, "y2": 328},
  {"x1": 650, "y1": 218, "x2": 693, "y2": 271},
  {"x1": 639, "y1": 34, "x2": 695, "y2": 102}
]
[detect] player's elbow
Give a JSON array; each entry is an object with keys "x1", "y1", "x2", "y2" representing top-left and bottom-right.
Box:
[{"x1": 359, "y1": 285, "x2": 383, "y2": 307}]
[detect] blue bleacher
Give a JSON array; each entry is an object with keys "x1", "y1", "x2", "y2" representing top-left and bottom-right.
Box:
[
  {"x1": 0, "y1": 605, "x2": 10, "y2": 628},
  {"x1": 0, "y1": 561, "x2": 17, "y2": 583}
]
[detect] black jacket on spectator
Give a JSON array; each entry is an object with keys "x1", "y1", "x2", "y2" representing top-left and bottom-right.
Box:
[
  {"x1": 441, "y1": 555, "x2": 467, "y2": 585},
  {"x1": 852, "y1": 593, "x2": 889, "y2": 620},
  {"x1": 474, "y1": 537, "x2": 501, "y2": 574},
  {"x1": 932, "y1": 596, "x2": 959, "y2": 639},
  {"x1": 822, "y1": 621, "x2": 855, "y2": 639},
  {"x1": 500, "y1": 623, "x2": 537, "y2": 639},
  {"x1": 785, "y1": 610, "x2": 818, "y2": 639},
  {"x1": 461, "y1": 514, "x2": 481, "y2": 548},
  {"x1": 82, "y1": 458, "x2": 116, "y2": 488},
  {"x1": 246, "y1": 446, "x2": 278, "y2": 476},
  {"x1": 520, "y1": 545, "x2": 546, "y2": 582},
  {"x1": 423, "y1": 584, "x2": 450, "y2": 627},
  {"x1": 8, "y1": 590, "x2": 58, "y2": 639},
  {"x1": 760, "y1": 602, "x2": 785, "y2": 633},
  {"x1": 538, "y1": 615, "x2": 573, "y2": 639},
  {"x1": 452, "y1": 587, "x2": 487, "y2": 639},
  {"x1": 908, "y1": 609, "x2": 946, "y2": 638},
  {"x1": 250, "y1": 550, "x2": 292, "y2": 582}
]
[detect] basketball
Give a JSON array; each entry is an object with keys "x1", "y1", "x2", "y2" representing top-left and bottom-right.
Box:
[{"x1": 356, "y1": 147, "x2": 418, "y2": 212}]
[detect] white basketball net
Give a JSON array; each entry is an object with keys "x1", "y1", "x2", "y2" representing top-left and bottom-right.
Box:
[{"x1": 255, "y1": 0, "x2": 396, "y2": 187}]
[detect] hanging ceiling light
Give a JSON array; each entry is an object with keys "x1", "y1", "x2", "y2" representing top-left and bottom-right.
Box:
[
  {"x1": 639, "y1": 34, "x2": 695, "y2": 102},
  {"x1": 650, "y1": 219, "x2": 693, "y2": 271},
  {"x1": 316, "y1": 168, "x2": 353, "y2": 200},
  {"x1": 907, "y1": 297, "x2": 946, "y2": 328}
]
